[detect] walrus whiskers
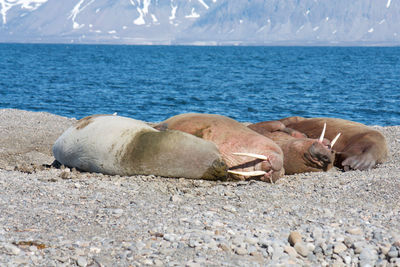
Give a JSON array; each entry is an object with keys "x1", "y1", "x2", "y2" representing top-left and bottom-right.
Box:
[
  {"x1": 232, "y1": 152, "x2": 268, "y2": 160},
  {"x1": 227, "y1": 170, "x2": 267, "y2": 177},
  {"x1": 329, "y1": 133, "x2": 341, "y2": 149},
  {"x1": 319, "y1": 123, "x2": 326, "y2": 143}
]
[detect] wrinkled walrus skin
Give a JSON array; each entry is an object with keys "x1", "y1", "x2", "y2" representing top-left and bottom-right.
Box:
[
  {"x1": 279, "y1": 116, "x2": 388, "y2": 171},
  {"x1": 155, "y1": 113, "x2": 284, "y2": 182},
  {"x1": 53, "y1": 115, "x2": 228, "y2": 180},
  {"x1": 248, "y1": 121, "x2": 335, "y2": 175}
]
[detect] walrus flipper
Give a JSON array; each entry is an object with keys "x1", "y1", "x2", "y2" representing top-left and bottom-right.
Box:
[{"x1": 341, "y1": 152, "x2": 376, "y2": 171}]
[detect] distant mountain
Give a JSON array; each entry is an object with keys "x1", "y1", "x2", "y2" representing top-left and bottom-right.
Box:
[{"x1": 0, "y1": 0, "x2": 399, "y2": 45}]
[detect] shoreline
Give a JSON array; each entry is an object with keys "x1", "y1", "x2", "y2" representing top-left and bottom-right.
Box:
[{"x1": 0, "y1": 108, "x2": 399, "y2": 266}]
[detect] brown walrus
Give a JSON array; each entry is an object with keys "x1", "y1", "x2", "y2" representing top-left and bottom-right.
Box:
[
  {"x1": 155, "y1": 113, "x2": 284, "y2": 182},
  {"x1": 279, "y1": 116, "x2": 388, "y2": 171},
  {"x1": 248, "y1": 121, "x2": 340, "y2": 175}
]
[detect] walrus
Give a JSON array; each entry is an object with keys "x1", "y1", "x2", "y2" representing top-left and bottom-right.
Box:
[
  {"x1": 155, "y1": 113, "x2": 284, "y2": 182},
  {"x1": 248, "y1": 121, "x2": 341, "y2": 175},
  {"x1": 279, "y1": 116, "x2": 388, "y2": 171},
  {"x1": 53, "y1": 114, "x2": 228, "y2": 180}
]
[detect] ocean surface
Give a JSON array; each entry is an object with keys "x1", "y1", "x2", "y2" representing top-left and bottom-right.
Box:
[{"x1": 0, "y1": 44, "x2": 399, "y2": 126}]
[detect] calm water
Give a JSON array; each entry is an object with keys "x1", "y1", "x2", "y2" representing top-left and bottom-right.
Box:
[{"x1": 0, "y1": 44, "x2": 399, "y2": 125}]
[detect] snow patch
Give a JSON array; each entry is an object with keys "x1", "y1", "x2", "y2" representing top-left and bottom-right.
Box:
[
  {"x1": 296, "y1": 25, "x2": 304, "y2": 33},
  {"x1": 185, "y1": 8, "x2": 199, "y2": 18},
  {"x1": 96, "y1": 8, "x2": 100, "y2": 13},
  {"x1": 69, "y1": 0, "x2": 95, "y2": 30},
  {"x1": 108, "y1": 30, "x2": 116, "y2": 34},
  {"x1": 133, "y1": 0, "x2": 151, "y2": 26},
  {"x1": 332, "y1": 30, "x2": 337, "y2": 34},
  {"x1": 386, "y1": 0, "x2": 391, "y2": 8},
  {"x1": 313, "y1": 26, "x2": 319, "y2": 31},
  {"x1": 123, "y1": 25, "x2": 128, "y2": 30},
  {"x1": 368, "y1": 28, "x2": 374, "y2": 33},
  {"x1": 379, "y1": 19, "x2": 386, "y2": 24},
  {"x1": 151, "y1": 14, "x2": 158, "y2": 23},
  {"x1": 198, "y1": 0, "x2": 209, "y2": 9},
  {"x1": 0, "y1": 0, "x2": 47, "y2": 24},
  {"x1": 256, "y1": 25, "x2": 266, "y2": 33},
  {"x1": 305, "y1": 9, "x2": 310, "y2": 15},
  {"x1": 325, "y1": 17, "x2": 329, "y2": 21},
  {"x1": 169, "y1": 4, "x2": 177, "y2": 20}
]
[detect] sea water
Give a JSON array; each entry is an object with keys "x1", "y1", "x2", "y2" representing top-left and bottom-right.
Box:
[{"x1": 0, "y1": 44, "x2": 399, "y2": 125}]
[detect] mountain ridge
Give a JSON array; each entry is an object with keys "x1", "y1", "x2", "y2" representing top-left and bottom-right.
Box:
[{"x1": 0, "y1": 0, "x2": 399, "y2": 45}]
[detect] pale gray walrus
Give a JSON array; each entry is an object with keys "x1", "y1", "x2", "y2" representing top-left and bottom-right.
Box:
[
  {"x1": 53, "y1": 114, "x2": 228, "y2": 179},
  {"x1": 279, "y1": 116, "x2": 388, "y2": 171},
  {"x1": 155, "y1": 113, "x2": 285, "y2": 182},
  {"x1": 248, "y1": 120, "x2": 341, "y2": 175}
]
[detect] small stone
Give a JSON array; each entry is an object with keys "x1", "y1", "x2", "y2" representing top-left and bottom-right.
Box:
[
  {"x1": 3, "y1": 243, "x2": 21, "y2": 255},
  {"x1": 142, "y1": 259, "x2": 154, "y2": 265},
  {"x1": 294, "y1": 241, "x2": 309, "y2": 257},
  {"x1": 343, "y1": 256, "x2": 352, "y2": 265},
  {"x1": 346, "y1": 227, "x2": 363, "y2": 235},
  {"x1": 306, "y1": 242, "x2": 315, "y2": 252},
  {"x1": 77, "y1": 256, "x2": 87, "y2": 267},
  {"x1": 245, "y1": 237, "x2": 258, "y2": 245},
  {"x1": 235, "y1": 246, "x2": 248, "y2": 255},
  {"x1": 388, "y1": 246, "x2": 399, "y2": 258},
  {"x1": 90, "y1": 246, "x2": 101, "y2": 254},
  {"x1": 288, "y1": 231, "x2": 302, "y2": 246},
  {"x1": 163, "y1": 234, "x2": 176, "y2": 242},
  {"x1": 284, "y1": 245, "x2": 298, "y2": 257},
  {"x1": 153, "y1": 259, "x2": 163, "y2": 266},
  {"x1": 186, "y1": 261, "x2": 201, "y2": 267},
  {"x1": 222, "y1": 205, "x2": 237, "y2": 212},
  {"x1": 353, "y1": 241, "x2": 366, "y2": 254},
  {"x1": 112, "y1": 209, "x2": 124, "y2": 217},
  {"x1": 359, "y1": 246, "x2": 378, "y2": 266},
  {"x1": 170, "y1": 195, "x2": 182, "y2": 202},
  {"x1": 334, "y1": 242, "x2": 347, "y2": 254},
  {"x1": 331, "y1": 258, "x2": 345, "y2": 267},
  {"x1": 212, "y1": 221, "x2": 224, "y2": 228},
  {"x1": 218, "y1": 243, "x2": 230, "y2": 252}
]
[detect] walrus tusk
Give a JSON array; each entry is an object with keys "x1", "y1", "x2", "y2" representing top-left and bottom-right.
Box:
[
  {"x1": 330, "y1": 133, "x2": 341, "y2": 149},
  {"x1": 232, "y1": 152, "x2": 268, "y2": 160},
  {"x1": 227, "y1": 170, "x2": 267, "y2": 177},
  {"x1": 319, "y1": 123, "x2": 326, "y2": 143}
]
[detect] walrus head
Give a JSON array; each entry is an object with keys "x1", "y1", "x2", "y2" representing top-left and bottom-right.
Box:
[{"x1": 282, "y1": 123, "x2": 341, "y2": 175}]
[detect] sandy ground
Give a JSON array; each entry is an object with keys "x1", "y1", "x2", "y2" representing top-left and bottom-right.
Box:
[{"x1": 0, "y1": 108, "x2": 399, "y2": 266}]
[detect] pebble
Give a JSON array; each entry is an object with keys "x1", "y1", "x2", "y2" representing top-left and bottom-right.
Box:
[
  {"x1": 388, "y1": 246, "x2": 399, "y2": 258},
  {"x1": 333, "y1": 242, "x2": 347, "y2": 254},
  {"x1": 170, "y1": 195, "x2": 182, "y2": 202},
  {"x1": 294, "y1": 241, "x2": 309, "y2": 257},
  {"x1": 288, "y1": 231, "x2": 302, "y2": 246},
  {"x1": 359, "y1": 246, "x2": 378, "y2": 266},
  {"x1": 77, "y1": 256, "x2": 88, "y2": 267},
  {"x1": 347, "y1": 227, "x2": 363, "y2": 235},
  {"x1": 2, "y1": 243, "x2": 21, "y2": 255},
  {"x1": 284, "y1": 245, "x2": 298, "y2": 257}
]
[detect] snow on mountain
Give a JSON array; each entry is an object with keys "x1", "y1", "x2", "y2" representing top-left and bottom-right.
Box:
[{"x1": 0, "y1": 0, "x2": 399, "y2": 45}]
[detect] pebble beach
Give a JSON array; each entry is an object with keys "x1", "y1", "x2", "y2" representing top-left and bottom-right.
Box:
[{"x1": 0, "y1": 108, "x2": 399, "y2": 266}]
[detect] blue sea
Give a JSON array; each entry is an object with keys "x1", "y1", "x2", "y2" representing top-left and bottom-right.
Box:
[{"x1": 0, "y1": 44, "x2": 399, "y2": 126}]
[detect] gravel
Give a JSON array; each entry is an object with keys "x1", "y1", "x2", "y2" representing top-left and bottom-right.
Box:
[{"x1": 1, "y1": 108, "x2": 400, "y2": 266}]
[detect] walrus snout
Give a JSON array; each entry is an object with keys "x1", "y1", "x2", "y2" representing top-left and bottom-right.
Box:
[{"x1": 308, "y1": 142, "x2": 334, "y2": 169}]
